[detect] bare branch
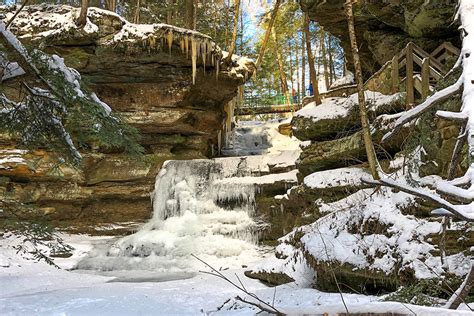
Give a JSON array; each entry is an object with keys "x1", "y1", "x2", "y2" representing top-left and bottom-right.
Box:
[
  {"x1": 191, "y1": 254, "x2": 282, "y2": 314},
  {"x1": 382, "y1": 78, "x2": 463, "y2": 142},
  {"x1": 362, "y1": 177, "x2": 473, "y2": 222},
  {"x1": 5, "y1": 0, "x2": 30, "y2": 29},
  {"x1": 436, "y1": 110, "x2": 468, "y2": 122}
]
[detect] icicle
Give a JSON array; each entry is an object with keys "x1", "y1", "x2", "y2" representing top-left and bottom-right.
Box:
[
  {"x1": 201, "y1": 41, "x2": 206, "y2": 71},
  {"x1": 167, "y1": 30, "x2": 173, "y2": 55},
  {"x1": 191, "y1": 36, "x2": 197, "y2": 84},
  {"x1": 180, "y1": 37, "x2": 185, "y2": 54},
  {"x1": 148, "y1": 35, "x2": 156, "y2": 49},
  {"x1": 185, "y1": 35, "x2": 189, "y2": 59}
]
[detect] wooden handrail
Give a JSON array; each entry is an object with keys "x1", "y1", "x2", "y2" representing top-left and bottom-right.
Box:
[{"x1": 392, "y1": 41, "x2": 460, "y2": 107}]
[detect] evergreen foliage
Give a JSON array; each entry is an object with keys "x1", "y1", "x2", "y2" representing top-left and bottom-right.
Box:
[{"x1": 0, "y1": 32, "x2": 143, "y2": 165}]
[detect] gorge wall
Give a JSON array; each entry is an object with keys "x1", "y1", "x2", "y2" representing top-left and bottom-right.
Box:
[
  {"x1": 0, "y1": 5, "x2": 254, "y2": 234},
  {"x1": 246, "y1": 1, "x2": 472, "y2": 293},
  {"x1": 301, "y1": 0, "x2": 460, "y2": 75}
]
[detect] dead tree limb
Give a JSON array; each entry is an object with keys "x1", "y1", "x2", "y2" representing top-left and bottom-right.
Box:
[
  {"x1": 5, "y1": 0, "x2": 30, "y2": 29},
  {"x1": 362, "y1": 177, "x2": 473, "y2": 222},
  {"x1": 191, "y1": 254, "x2": 282, "y2": 315}
]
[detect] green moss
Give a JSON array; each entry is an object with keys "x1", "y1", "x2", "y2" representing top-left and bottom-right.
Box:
[{"x1": 384, "y1": 276, "x2": 472, "y2": 306}]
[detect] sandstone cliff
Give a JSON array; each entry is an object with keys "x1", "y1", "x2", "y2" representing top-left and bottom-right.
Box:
[
  {"x1": 301, "y1": 0, "x2": 459, "y2": 76},
  {"x1": 0, "y1": 5, "x2": 254, "y2": 234}
]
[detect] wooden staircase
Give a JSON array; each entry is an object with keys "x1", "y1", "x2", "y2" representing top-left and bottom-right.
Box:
[{"x1": 391, "y1": 41, "x2": 460, "y2": 106}]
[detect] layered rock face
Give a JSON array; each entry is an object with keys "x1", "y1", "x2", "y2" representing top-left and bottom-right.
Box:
[
  {"x1": 0, "y1": 5, "x2": 254, "y2": 234},
  {"x1": 301, "y1": 0, "x2": 459, "y2": 75},
  {"x1": 246, "y1": 86, "x2": 473, "y2": 293}
]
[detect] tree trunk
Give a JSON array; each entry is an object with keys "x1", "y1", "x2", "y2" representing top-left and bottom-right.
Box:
[
  {"x1": 301, "y1": 26, "x2": 305, "y2": 99},
  {"x1": 296, "y1": 39, "x2": 300, "y2": 103},
  {"x1": 303, "y1": 13, "x2": 321, "y2": 105},
  {"x1": 105, "y1": 0, "x2": 116, "y2": 12},
  {"x1": 344, "y1": 0, "x2": 380, "y2": 180},
  {"x1": 239, "y1": 4, "x2": 243, "y2": 55},
  {"x1": 166, "y1": 0, "x2": 177, "y2": 25},
  {"x1": 224, "y1": 0, "x2": 241, "y2": 63},
  {"x1": 224, "y1": 0, "x2": 229, "y2": 47},
  {"x1": 77, "y1": 0, "x2": 89, "y2": 27},
  {"x1": 271, "y1": 27, "x2": 291, "y2": 107},
  {"x1": 255, "y1": 0, "x2": 281, "y2": 70},
  {"x1": 193, "y1": 0, "x2": 198, "y2": 30},
  {"x1": 133, "y1": 0, "x2": 140, "y2": 24},
  {"x1": 185, "y1": 0, "x2": 195, "y2": 30},
  {"x1": 289, "y1": 42, "x2": 295, "y2": 93},
  {"x1": 321, "y1": 31, "x2": 330, "y2": 91},
  {"x1": 328, "y1": 35, "x2": 335, "y2": 85}
]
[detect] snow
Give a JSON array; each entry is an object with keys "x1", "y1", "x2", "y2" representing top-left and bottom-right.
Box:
[
  {"x1": 382, "y1": 77, "x2": 463, "y2": 142},
  {"x1": 304, "y1": 166, "x2": 369, "y2": 189},
  {"x1": 296, "y1": 90, "x2": 403, "y2": 121},
  {"x1": 222, "y1": 51, "x2": 255, "y2": 80},
  {"x1": 0, "y1": 149, "x2": 27, "y2": 169},
  {"x1": 329, "y1": 71, "x2": 355, "y2": 90},
  {"x1": 1, "y1": 61, "x2": 25, "y2": 81},
  {"x1": 2, "y1": 233, "x2": 473, "y2": 315},
  {"x1": 222, "y1": 119, "x2": 302, "y2": 170},
  {"x1": 267, "y1": 186, "x2": 470, "y2": 281}
]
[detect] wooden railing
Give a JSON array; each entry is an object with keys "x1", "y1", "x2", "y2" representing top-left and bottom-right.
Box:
[
  {"x1": 235, "y1": 103, "x2": 302, "y2": 116},
  {"x1": 392, "y1": 41, "x2": 460, "y2": 106}
]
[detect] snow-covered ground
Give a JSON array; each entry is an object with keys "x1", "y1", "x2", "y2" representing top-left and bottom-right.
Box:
[{"x1": 2, "y1": 233, "x2": 473, "y2": 315}]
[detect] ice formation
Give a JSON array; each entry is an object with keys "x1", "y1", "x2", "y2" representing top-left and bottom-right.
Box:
[
  {"x1": 76, "y1": 159, "x2": 262, "y2": 272},
  {"x1": 76, "y1": 121, "x2": 300, "y2": 272}
]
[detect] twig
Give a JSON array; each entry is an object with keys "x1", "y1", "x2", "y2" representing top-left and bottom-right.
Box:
[
  {"x1": 315, "y1": 226, "x2": 350, "y2": 314},
  {"x1": 235, "y1": 296, "x2": 280, "y2": 314},
  {"x1": 6, "y1": 0, "x2": 30, "y2": 29},
  {"x1": 419, "y1": 259, "x2": 473, "y2": 311},
  {"x1": 192, "y1": 254, "x2": 282, "y2": 314}
]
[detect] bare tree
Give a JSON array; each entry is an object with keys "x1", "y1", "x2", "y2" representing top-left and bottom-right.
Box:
[
  {"x1": 224, "y1": 0, "x2": 241, "y2": 63},
  {"x1": 271, "y1": 27, "x2": 292, "y2": 107},
  {"x1": 364, "y1": 0, "x2": 474, "y2": 308},
  {"x1": 77, "y1": 0, "x2": 89, "y2": 28},
  {"x1": 185, "y1": 0, "x2": 195, "y2": 30},
  {"x1": 301, "y1": 25, "x2": 306, "y2": 100},
  {"x1": 344, "y1": 0, "x2": 380, "y2": 180},
  {"x1": 321, "y1": 30, "x2": 330, "y2": 90},
  {"x1": 303, "y1": 13, "x2": 321, "y2": 105},
  {"x1": 105, "y1": 0, "x2": 116, "y2": 12},
  {"x1": 255, "y1": 0, "x2": 281, "y2": 70}
]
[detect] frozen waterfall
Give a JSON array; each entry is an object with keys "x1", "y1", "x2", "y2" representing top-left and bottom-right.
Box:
[
  {"x1": 76, "y1": 120, "x2": 299, "y2": 273},
  {"x1": 76, "y1": 158, "x2": 265, "y2": 272}
]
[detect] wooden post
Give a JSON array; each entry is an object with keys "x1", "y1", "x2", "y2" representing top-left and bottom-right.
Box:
[
  {"x1": 391, "y1": 55, "x2": 399, "y2": 94},
  {"x1": 421, "y1": 57, "x2": 430, "y2": 100},
  {"x1": 406, "y1": 42, "x2": 415, "y2": 108}
]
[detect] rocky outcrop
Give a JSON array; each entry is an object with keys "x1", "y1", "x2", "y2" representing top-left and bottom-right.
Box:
[
  {"x1": 297, "y1": 114, "x2": 409, "y2": 176},
  {"x1": 246, "y1": 83, "x2": 472, "y2": 293},
  {"x1": 0, "y1": 5, "x2": 254, "y2": 233},
  {"x1": 301, "y1": 0, "x2": 459, "y2": 76},
  {"x1": 292, "y1": 91, "x2": 405, "y2": 141}
]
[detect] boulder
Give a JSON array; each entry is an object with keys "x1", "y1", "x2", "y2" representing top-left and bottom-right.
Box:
[
  {"x1": 297, "y1": 114, "x2": 408, "y2": 177},
  {"x1": 292, "y1": 91, "x2": 404, "y2": 141}
]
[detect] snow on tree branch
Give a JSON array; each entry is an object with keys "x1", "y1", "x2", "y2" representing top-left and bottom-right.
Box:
[
  {"x1": 382, "y1": 78, "x2": 463, "y2": 142},
  {"x1": 0, "y1": 20, "x2": 142, "y2": 164}
]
